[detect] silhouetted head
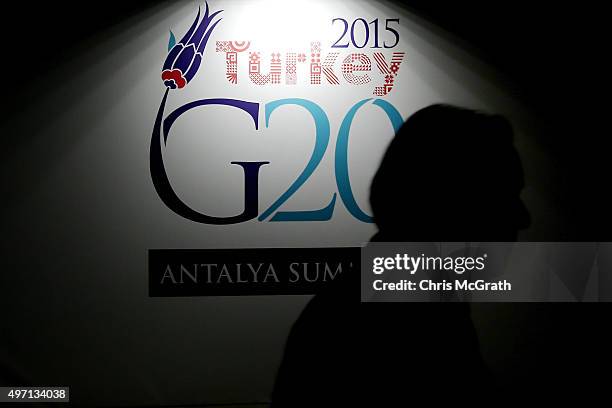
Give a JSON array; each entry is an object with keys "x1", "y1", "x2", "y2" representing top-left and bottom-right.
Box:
[{"x1": 370, "y1": 104, "x2": 530, "y2": 241}]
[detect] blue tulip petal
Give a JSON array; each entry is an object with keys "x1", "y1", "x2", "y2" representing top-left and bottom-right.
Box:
[
  {"x1": 174, "y1": 45, "x2": 196, "y2": 73},
  {"x1": 184, "y1": 54, "x2": 202, "y2": 82},
  {"x1": 179, "y1": 6, "x2": 201, "y2": 45},
  {"x1": 163, "y1": 43, "x2": 183, "y2": 71}
]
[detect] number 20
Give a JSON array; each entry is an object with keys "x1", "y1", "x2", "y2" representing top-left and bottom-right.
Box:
[{"x1": 259, "y1": 98, "x2": 403, "y2": 222}]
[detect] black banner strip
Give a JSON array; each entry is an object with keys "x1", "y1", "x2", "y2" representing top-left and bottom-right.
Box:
[{"x1": 149, "y1": 247, "x2": 360, "y2": 296}]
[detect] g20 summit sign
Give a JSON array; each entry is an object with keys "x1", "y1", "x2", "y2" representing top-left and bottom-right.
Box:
[{"x1": 150, "y1": 2, "x2": 406, "y2": 225}]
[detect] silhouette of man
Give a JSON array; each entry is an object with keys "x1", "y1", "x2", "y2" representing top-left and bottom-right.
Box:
[{"x1": 271, "y1": 104, "x2": 530, "y2": 407}]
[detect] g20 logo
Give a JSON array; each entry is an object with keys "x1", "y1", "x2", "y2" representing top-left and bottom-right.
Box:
[{"x1": 151, "y1": 3, "x2": 404, "y2": 225}]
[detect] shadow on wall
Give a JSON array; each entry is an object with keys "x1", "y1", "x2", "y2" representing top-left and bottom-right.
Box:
[
  {"x1": 272, "y1": 104, "x2": 529, "y2": 406},
  {"x1": 273, "y1": 103, "x2": 612, "y2": 405}
]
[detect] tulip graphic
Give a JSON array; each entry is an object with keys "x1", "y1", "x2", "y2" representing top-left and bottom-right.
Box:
[{"x1": 162, "y1": 2, "x2": 223, "y2": 89}]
